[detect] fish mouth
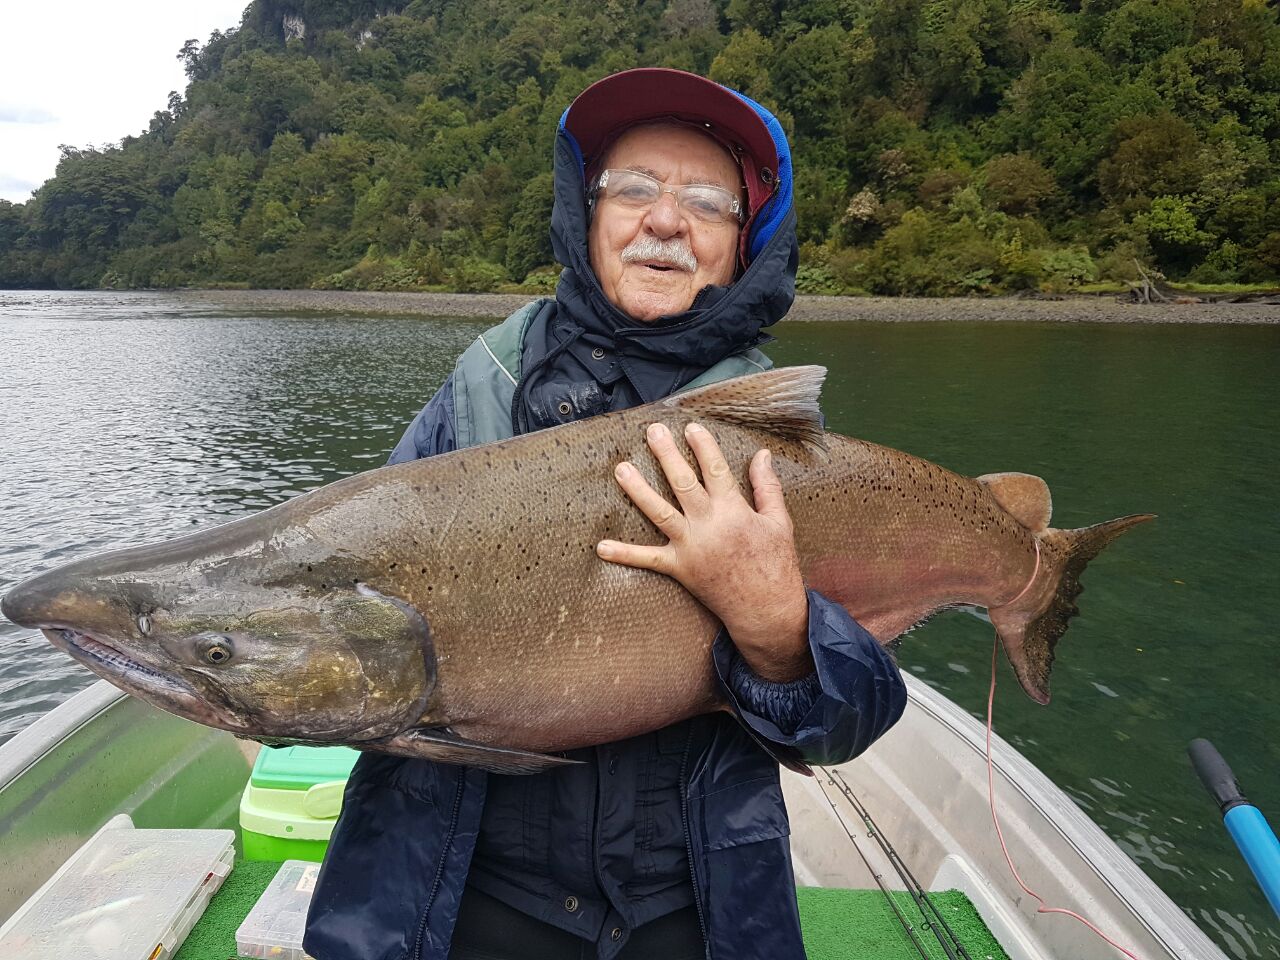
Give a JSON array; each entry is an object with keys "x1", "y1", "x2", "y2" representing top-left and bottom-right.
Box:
[{"x1": 44, "y1": 627, "x2": 235, "y2": 728}]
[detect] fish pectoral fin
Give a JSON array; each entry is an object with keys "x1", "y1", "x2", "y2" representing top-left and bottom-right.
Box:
[
  {"x1": 377, "y1": 728, "x2": 582, "y2": 774},
  {"x1": 977, "y1": 472, "x2": 1052, "y2": 532},
  {"x1": 666, "y1": 365, "x2": 828, "y2": 454}
]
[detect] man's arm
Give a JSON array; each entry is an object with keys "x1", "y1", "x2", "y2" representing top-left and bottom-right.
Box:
[{"x1": 711, "y1": 592, "x2": 906, "y2": 766}]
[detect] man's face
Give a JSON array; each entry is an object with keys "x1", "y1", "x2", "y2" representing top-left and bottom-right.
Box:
[{"x1": 588, "y1": 124, "x2": 743, "y2": 323}]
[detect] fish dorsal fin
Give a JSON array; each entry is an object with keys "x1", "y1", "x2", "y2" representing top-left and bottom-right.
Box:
[
  {"x1": 978, "y1": 472, "x2": 1052, "y2": 533},
  {"x1": 664, "y1": 365, "x2": 828, "y2": 452}
]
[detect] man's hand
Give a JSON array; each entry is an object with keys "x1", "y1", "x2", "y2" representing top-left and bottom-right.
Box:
[{"x1": 596, "y1": 421, "x2": 814, "y2": 682}]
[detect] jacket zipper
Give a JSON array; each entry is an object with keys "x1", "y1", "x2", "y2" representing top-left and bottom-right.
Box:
[
  {"x1": 679, "y1": 726, "x2": 711, "y2": 960},
  {"x1": 413, "y1": 774, "x2": 465, "y2": 960},
  {"x1": 592, "y1": 748, "x2": 609, "y2": 945}
]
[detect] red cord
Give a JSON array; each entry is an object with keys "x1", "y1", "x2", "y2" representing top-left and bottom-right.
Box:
[{"x1": 985, "y1": 633, "x2": 1144, "y2": 960}]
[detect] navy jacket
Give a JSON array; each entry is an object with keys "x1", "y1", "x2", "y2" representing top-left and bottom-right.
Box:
[{"x1": 304, "y1": 373, "x2": 907, "y2": 960}]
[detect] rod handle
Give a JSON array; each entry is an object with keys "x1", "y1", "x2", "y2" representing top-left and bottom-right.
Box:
[
  {"x1": 1189, "y1": 738, "x2": 1248, "y2": 815},
  {"x1": 1224, "y1": 805, "x2": 1280, "y2": 918}
]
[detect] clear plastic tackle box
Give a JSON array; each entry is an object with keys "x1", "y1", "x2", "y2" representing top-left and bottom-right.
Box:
[
  {"x1": 0, "y1": 814, "x2": 235, "y2": 960},
  {"x1": 235, "y1": 860, "x2": 321, "y2": 960}
]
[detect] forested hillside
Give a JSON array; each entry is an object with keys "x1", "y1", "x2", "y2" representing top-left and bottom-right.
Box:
[{"x1": 2, "y1": 0, "x2": 1279, "y2": 294}]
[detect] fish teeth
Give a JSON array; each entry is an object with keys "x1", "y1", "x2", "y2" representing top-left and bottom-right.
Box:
[{"x1": 74, "y1": 633, "x2": 168, "y2": 682}]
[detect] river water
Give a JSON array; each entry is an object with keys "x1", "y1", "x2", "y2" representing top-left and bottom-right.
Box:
[{"x1": 0, "y1": 290, "x2": 1276, "y2": 956}]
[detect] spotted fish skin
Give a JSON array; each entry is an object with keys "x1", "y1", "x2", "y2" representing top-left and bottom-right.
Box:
[{"x1": 1, "y1": 367, "x2": 1151, "y2": 771}]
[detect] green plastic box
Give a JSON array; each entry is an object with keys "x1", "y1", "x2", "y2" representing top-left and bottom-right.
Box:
[{"x1": 239, "y1": 745, "x2": 360, "y2": 862}]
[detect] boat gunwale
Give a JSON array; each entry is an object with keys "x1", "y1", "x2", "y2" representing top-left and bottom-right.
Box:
[
  {"x1": 0, "y1": 676, "x2": 131, "y2": 792},
  {"x1": 882, "y1": 673, "x2": 1228, "y2": 959}
]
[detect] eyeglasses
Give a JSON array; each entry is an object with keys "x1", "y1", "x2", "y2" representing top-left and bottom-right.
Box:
[{"x1": 591, "y1": 169, "x2": 744, "y2": 225}]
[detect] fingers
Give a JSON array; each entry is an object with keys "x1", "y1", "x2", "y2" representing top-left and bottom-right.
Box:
[
  {"x1": 683, "y1": 422, "x2": 739, "y2": 498},
  {"x1": 612, "y1": 461, "x2": 686, "y2": 538},
  {"x1": 645, "y1": 423, "x2": 709, "y2": 514},
  {"x1": 596, "y1": 538, "x2": 673, "y2": 574},
  {"x1": 749, "y1": 448, "x2": 790, "y2": 523}
]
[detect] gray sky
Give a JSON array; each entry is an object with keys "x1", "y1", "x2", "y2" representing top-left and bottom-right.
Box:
[{"x1": 0, "y1": 1, "x2": 250, "y2": 203}]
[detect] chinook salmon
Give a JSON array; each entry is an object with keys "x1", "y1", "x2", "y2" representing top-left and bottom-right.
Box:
[{"x1": 2, "y1": 367, "x2": 1151, "y2": 772}]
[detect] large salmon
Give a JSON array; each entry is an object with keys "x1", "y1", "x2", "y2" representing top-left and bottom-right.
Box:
[{"x1": 1, "y1": 367, "x2": 1151, "y2": 772}]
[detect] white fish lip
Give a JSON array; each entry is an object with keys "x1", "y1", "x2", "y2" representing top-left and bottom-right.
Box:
[{"x1": 50, "y1": 628, "x2": 178, "y2": 687}]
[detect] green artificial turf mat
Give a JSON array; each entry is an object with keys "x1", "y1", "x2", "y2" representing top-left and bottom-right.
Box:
[
  {"x1": 176, "y1": 860, "x2": 284, "y2": 960},
  {"x1": 177, "y1": 863, "x2": 1010, "y2": 960},
  {"x1": 798, "y1": 886, "x2": 1011, "y2": 960}
]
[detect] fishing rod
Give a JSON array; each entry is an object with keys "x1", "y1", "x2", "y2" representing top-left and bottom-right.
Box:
[
  {"x1": 1189, "y1": 738, "x2": 1280, "y2": 918},
  {"x1": 812, "y1": 769, "x2": 934, "y2": 960},
  {"x1": 822, "y1": 768, "x2": 973, "y2": 960}
]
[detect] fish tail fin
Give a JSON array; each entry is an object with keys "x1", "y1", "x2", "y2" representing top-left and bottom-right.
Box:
[{"x1": 989, "y1": 513, "x2": 1154, "y2": 704}]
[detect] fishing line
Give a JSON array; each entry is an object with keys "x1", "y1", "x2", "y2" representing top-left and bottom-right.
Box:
[
  {"x1": 984, "y1": 632, "x2": 1144, "y2": 960},
  {"x1": 1006, "y1": 538, "x2": 1042, "y2": 608},
  {"x1": 824, "y1": 769, "x2": 972, "y2": 960},
  {"x1": 812, "y1": 772, "x2": 934, "y2": 959}
]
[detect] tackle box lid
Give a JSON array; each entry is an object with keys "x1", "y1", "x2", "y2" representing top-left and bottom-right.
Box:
[
  {"x1": 0, "y1": 814, "x2": 234, "y2": 960},
  {"x1": 249, "y1": 745, "x2": 360, "y2": 791}
]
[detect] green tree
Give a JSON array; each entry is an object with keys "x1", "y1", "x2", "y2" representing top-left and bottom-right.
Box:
[
  {"x1": 1098, "y1": 0, "x2": 1194, "y2": 66},
  {"x1": 5, "y1": 0, "x2": 1280, "y2": 291},
  {"x1": 981, "y1": 153, "x2": 1057, "y2": 215},
  {"x1": 708, "y1": 29, "x2": 774, "y2": 102},
  {"x1": 505, "y1": 172, "x2": 556, "y2": 282},
  {"x1": 1141, "y1": 194, "x2": 1211, "y2": 271},
  {"x1": 1098, "y1": 114, "x2": 1204, "y2": 203}
]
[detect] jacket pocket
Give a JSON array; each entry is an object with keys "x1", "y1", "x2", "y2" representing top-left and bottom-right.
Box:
[
  {"x1": 683, "y1": 719, "x2": 806, "y2": 959},
  {"x1": 692, "y1": 778, "x2": 804, "y2": 960},
  {"x1": 698, "y1": 774, "x2": 789, "y2": 852},
  {"x1": 704, "y1": 835, "x2": 805, "y2": 960},
  {"x1": 473, "y1": 766, "x2": 550, "y2": 874}
]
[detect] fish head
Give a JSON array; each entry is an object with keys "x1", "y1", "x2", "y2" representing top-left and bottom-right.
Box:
[{"x1": 2, "y1": 523, "x2": 436, "y2": 744}]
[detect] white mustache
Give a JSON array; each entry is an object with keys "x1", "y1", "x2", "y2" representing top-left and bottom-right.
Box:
[{"x1": 620, "y1": 236, "x2": 697, "y2": 273}]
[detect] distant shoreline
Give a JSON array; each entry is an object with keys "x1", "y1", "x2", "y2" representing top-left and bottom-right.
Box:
[
  {"x1": 167, "y1": 289, "x2": 1278, "y2": 324},
  {"x1": 2, "y1": 288, "x2": 1274, "y2": 323}
]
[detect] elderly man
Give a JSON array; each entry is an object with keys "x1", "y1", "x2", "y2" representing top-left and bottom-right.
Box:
[{"x1": 305, "y1": 69, "x2": 906, "y2": 960}]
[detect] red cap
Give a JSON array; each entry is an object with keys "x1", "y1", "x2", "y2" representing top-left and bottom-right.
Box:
[{"x1": 564, "y1": 68, "x2": 780, "y2": 222}]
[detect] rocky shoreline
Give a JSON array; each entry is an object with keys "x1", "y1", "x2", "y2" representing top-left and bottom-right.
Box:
[{"x1": 176, "y1": 288, "x2": 1279, "y2": 324}]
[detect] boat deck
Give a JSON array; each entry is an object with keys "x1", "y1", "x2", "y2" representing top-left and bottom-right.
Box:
[
  {"x1": 171, "y1": 861, "x2": 1010, "y2": 960},
  {"x1": 1, "y1": 678, "x2": 1230, "y2": 960}
]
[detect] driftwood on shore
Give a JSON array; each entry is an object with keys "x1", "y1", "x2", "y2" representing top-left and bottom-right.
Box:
[
  {"x1": 1120, "y1": 261, "x2": 1188, "y2": 304},
  {"x1": 1119, "y1": 260, "x2": 1280, "y2": 306},
  {"x1": 1204, "y1": 291, "x2": 1280, "y2": 304}
]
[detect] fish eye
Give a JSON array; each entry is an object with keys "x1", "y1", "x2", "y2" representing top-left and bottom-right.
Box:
[
  {"x1": 137, "y1": 614, "x2": 152, "y2": 635},
  {"x1": 200, "y1": 637, "x2": 234, "y2": 665}
]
